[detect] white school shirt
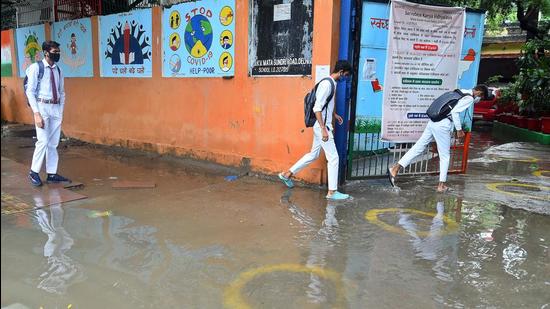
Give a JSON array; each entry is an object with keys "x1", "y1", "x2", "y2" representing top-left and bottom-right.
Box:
[
  {"x1": 450, "y1": 89, "x2": 476, "y2": 131},
  {"x1": 312, "y1": 77, "x2": 336, "y2": 128},
  {"x1": 25, "y1": 59, "x2": 66, "y2": 113}
]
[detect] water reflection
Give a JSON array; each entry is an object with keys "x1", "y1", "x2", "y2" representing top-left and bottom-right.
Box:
[
  {"x1": 397, "y1": 199, "x2": 460, "y2": 283},
  {"x1": 34, "y1": 204, "x2": 85, "y2": 294},
  {"x1": 280, "y1": 190, "x2": 346, "y2": 306}
]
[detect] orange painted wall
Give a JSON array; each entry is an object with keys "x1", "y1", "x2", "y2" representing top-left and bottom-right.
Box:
[{"x1": 0, "y1": 0, "x2": 342, "y2": 185}]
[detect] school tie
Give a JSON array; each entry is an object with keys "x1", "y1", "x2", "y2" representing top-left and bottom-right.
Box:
[{"x1": 50, "y1": 67, "x2": 58, "y2": 103}]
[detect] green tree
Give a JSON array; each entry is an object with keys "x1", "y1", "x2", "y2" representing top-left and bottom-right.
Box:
[{"x1": 414, "y1": 0, "x2": 550, "y2": 41}]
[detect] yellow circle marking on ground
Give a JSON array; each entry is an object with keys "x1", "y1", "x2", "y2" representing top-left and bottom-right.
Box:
[
  {"x1": 224, "y1": 263, "x2": 345, "y2": 309},
  {"x1": 365, "y1": 208, "x2": 459, "y2": 237},
  {"x1": 493, "y1": 156, "x2": 539, "y2": 163},
  {"x1": 532, "y1": 170, "x2": 550, "y2": 177},
  {"x1": 486, "y1": 182, "x2": 550, "y2": 201}
]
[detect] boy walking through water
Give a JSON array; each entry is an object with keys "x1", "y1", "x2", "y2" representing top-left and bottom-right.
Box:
[
  {"x1": 278, "y1": 60, "x2": 353, "y2": 200},
  {"x1": 388, "y1": 85, "x2": 488, "y2": 192}
]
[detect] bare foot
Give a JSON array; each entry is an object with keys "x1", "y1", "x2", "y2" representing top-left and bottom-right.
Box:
[
  {"x1": 437, "y1": 184, "x2": 449, "y2": 192},
  {"x1": 389, "y1": 165, "x2": 399, "y2": 178}
]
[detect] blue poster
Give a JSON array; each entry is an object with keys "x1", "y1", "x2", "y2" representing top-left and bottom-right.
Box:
[
  {"x1": 15, "y1": 24, "x2": 45, "y2": 77},
  {"x1": 457, "y1": 12, "x2": 486, "y2": 131},
  {"x1": 162, "y1": 0, "x2": 235, "y2": 77},
  {"x1": 52, "y1": 18, "x2": 94, "y2": 77},
  {"x1": 99, "y1": 9, "x2": 153, "y2": 77}
]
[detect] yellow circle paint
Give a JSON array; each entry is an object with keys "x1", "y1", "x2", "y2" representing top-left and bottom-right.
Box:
[
  {"x1": 532, "y1": 170, "x2": 550, "y2": 177},
  {"x1": 493, "y1": 156, "x2": 539, "y2": 163},
  {"x1": 224, "y1": 263, "x2": 345, "y2": 309},
  {"x1": 365, "y1": 208, "x2": 459, "y2": 237},
  {"x1": 486, "y1": 182, "x2": 550, "y2": 201}
]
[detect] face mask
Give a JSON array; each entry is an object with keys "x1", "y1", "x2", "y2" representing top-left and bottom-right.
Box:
[
  {"x1": 49, "y1": 52, "x2": 60, "y2": 63},
  {"x1": 339, "y1": 73, "x2": 350, "y2": 82}
]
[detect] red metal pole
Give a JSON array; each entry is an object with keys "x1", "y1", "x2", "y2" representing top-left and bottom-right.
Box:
[
  {"x1": 461, "y1": 132, "x2": 471, "y2": 173},
  {"x1": 54, "y1": 0, "x2": 58, "y2": 22}
]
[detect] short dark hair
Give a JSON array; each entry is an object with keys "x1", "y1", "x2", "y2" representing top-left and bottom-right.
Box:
[
  {"x1": 474, "y1": 84, "x2": 489, "y2": 99},
  {"x1": 42, "y1": 41, "x2": 60, "y2": 52},
  {"x1": 333, "y1": 60, "x2": 352, "y2": 74},
  {"x1": 223, "y1": 36, "x2": 229, "y2": 40}
]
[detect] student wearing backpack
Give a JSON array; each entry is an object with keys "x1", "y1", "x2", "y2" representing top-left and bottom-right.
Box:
[
  {"x1": 25, "y1": 41, "x2": 71, "y2": 186},
  {"x1": 387, "y1": 84, "x2": 488, "y2": 192},
  {"x1": 278, "y1": 60, "x2": 352, "y2": 200}
]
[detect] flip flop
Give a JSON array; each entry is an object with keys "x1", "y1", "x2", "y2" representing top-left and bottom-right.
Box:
[{"x1": 387, "y1": 167, "x2": 396, "y2": 187}]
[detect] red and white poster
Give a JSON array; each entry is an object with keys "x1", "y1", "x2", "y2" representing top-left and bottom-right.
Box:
[{"x1": 381, "y1": 0, "x2": 465, "y2": 142}]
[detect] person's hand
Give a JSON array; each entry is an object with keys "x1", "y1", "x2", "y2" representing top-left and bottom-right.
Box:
[
  {"x1": 34, "y1": 113, "x2": 44, "y2": 129},
  {"x1": 334, "y1": 114, "x2": 344, "y2": 125},
  {"x1": 456, "y1": 130, "x2": 465, "y2": 139},
  {"x1": 321, "y1": 127, "x2": 329, "y2": 142}
]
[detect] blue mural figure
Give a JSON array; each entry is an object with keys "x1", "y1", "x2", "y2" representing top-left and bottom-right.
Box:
[{"x1": 184, "y1": 15, "x2": 213, "y2": 58}]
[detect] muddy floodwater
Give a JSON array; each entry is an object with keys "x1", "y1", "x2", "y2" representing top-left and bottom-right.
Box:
[{"x1": 1, "y1": 125, "x2": 549, "y2": 308}]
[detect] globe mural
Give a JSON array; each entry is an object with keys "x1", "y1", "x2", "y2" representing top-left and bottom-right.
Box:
[{"x1": 184, "y1": 15, "x2": 213, "y2": 58}]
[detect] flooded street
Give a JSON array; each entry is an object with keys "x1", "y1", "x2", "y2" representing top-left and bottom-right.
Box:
[{"x1": 2, "y1": 125, "x2": 549, "y2": 308}]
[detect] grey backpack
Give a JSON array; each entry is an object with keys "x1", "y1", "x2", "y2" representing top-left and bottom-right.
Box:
[{"x1": 426, "y1": 89, "x2": 471, "y2": 122}]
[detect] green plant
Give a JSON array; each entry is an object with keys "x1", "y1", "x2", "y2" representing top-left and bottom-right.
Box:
[{"x1": 499, "y1": 38, "x2": 550, "y2": 116}]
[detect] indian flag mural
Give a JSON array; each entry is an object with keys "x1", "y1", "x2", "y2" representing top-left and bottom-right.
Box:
[{"x1": 1, "y1": 30, "x2": 13, "y2": 77}]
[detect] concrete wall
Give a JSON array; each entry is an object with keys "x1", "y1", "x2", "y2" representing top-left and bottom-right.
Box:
[{"x1": 1, "y1": 0, "x2": 342, "y2": 185}]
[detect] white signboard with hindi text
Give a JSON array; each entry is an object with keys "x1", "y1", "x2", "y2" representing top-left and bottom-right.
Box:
[{"x1": 381, "y1": 0, "x2": 465, "y2": 142}]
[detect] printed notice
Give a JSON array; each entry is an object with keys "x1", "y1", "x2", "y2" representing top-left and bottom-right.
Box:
[
  {"x1": 381, "y1": 0, "x2": 465, "y2": 142},
  {"x1": 315, "y1": 65, "x2": 330, "y2": 83},
  {"x1": 274, "y1": 4, "x2": 291, "y2": 21}
]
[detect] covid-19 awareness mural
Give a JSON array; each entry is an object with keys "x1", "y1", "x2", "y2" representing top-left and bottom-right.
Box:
[
  {"x1": 99, "y1": 9, "x2": 153, "y2": 77},
  {"x1": 15, "y1": 24, "x2": 45, "y2": 78},
  {"x1": 162, "y1": 0, "x2": 235, "y2": 77},
  {"x1": 52, "y1": 18, "x2": 94, "y2": 77}
]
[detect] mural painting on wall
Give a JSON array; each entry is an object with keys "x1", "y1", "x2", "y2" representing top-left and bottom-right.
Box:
[
  {"x1": 15, "y1": 24, "x2": 45, "y2": 78},
  {"x1": 52, "y1": 18, "x2": 94, "y2": 77},
  {"x1": 1, "y1": 30, "x2": 13, "y2": 77},
  {"x1": 99, "y1": 9, "x2": 152, "y2": 77},
  {"x1": 249, "y1": 0, "x2": 313, "y2": 76},
  {"x1": 162, "y1": 0, "x2": 235, "y2": 77}
]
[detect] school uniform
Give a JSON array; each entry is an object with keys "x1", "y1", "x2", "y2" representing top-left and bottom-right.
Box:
[
  {"x1": 25, "y1": 59, "x2": 66, "y2": 176},
  {"x1": 398, "y1": 89, "x2": 475, "y2": 182}
]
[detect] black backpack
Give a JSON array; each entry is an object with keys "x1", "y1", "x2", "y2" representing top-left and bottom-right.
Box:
[
  {"x1": 23, "y1": 61, "x2": 61, "y2": 106},
  {"x1": 304, "y1": 77, "x2": 335, "y2": 127},
  {"x1": 426, "y1": 89, "x2": 471, "y2": 122}
]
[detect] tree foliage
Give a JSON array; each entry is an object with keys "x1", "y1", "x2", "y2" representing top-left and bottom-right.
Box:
[{"x1": 413, "y1": 0, "x2": 550, "y2": 40}]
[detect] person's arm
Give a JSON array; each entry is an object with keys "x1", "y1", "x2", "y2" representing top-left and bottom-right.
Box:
[
  {"x1": 313, "y1": 80, "x2": 330, "y2": 140},
  {"x1": 451, "y1": 95, "x2": 474, "y2": 137},
  {"x1": 25, "y1": 64, "x2": 44, "y2": 128},
  {"x1": 25, "y1": 64, "x2": 39, "y2": 113},
  {"x1": 58, "y1": 69, "x2": 65, "y2": 106}
]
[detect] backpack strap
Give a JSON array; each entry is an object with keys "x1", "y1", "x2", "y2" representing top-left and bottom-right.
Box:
[
  {"x1": 315, "y1": 77, "x2": 335, "y2": 127},
  {"x1": 35, "y1": 61, "x2": 45, "y2": 96}
]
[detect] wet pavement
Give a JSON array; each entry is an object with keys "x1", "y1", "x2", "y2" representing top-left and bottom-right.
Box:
[{"x1": 1, "y1": 124, "x2": 549, "y2": 308}]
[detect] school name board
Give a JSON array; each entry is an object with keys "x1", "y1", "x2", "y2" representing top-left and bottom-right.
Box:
[
  {"x1": 249, "y1": 0, "x2": 313, "y2": 76},
  {"x1": 381, "y1": 0, "x2": 465, "y2": 142},
  {"x1": 162, "y1": 0, "x2": 235, "y2": 77}
]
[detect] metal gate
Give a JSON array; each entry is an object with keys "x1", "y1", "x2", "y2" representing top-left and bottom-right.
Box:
[{"x1": 347, "y1": 131, "x2": 471, "y2": 179}]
